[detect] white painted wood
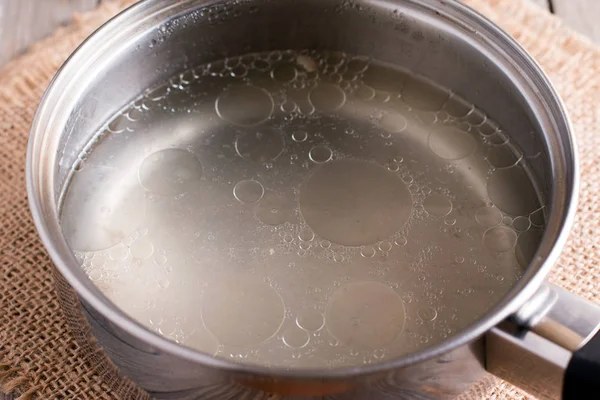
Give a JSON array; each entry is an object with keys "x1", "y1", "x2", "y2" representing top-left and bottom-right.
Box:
[
  {"x1": 553, "y1": 0, "x2": 600, "y2": 44},
  {"x1": 0, "y1": 0, "x2": 99, "y2": 66},
  {"x1": 527, "y1": 0, "x2": 550, "y2": 9}
]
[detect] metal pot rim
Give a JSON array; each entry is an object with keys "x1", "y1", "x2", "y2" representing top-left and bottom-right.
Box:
[{"x1": 26, "y1": 0, "x2": 579, "y2": 379}]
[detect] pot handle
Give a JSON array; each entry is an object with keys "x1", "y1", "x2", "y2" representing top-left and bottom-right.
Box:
[{"x1": 485, "y1": 282, "x2": 600, "y2": 400}]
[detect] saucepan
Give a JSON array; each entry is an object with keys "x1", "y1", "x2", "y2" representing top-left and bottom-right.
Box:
[{"x1": 26, "y1": 0, "x2": 600, "y2": 399}]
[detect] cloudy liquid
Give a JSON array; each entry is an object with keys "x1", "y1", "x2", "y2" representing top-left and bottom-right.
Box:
[{"x1": 60, "y1": 50, "x2": 544, "y2": 369}]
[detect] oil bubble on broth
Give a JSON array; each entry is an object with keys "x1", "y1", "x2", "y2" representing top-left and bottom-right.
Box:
[
  {"x1": 326, "y1": 281, "x2": 406, "y2": 349},
  {"x1": 235, "y1": 127, "x2": 285, "y2": 163},
  {"x1": 215, "y1": 84, "x2": 274, "y2": 126},
  {"x1": 202, "y1": 279, "x2": 285, "y2": 346},
  {"x1": 138, "y1": 149, "x2": 203, "y2": 196},
  {"x1": 60, "y1": 49, "x2": 544, "y2": 369},
  {"x1": 61, "y1": 165, "x2": 146, "y2": 252},
  {"x1": 299, "y1": 159, "x2": 412, "y2": 246}
]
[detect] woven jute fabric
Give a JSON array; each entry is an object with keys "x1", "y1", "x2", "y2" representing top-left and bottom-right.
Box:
[{"x1": 1, "y1": 0, "x2": 599, "y2": 398}]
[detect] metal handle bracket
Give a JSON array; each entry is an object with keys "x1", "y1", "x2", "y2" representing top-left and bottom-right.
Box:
[{"x1": 486, "y1": 282, "x2": 600, "y2": 399}]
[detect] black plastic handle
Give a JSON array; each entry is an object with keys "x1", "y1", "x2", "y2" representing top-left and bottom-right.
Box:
[{"x1": 563, "y1": 329, "x2": 600, "y2": 398}]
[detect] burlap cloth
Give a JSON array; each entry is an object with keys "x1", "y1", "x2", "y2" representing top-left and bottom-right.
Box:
[{"x1": 1, "y1": 0, "x2": 599, "y2": 398}]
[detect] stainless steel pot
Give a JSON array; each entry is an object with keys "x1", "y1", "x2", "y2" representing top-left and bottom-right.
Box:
[{"x1": 26, "y1": 0, "x2": 600, "y2": 399}]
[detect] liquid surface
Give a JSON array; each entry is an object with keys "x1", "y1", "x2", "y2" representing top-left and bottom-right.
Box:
[{"x1": 60, "y1": 50, "x2": 545, "y2": 369}]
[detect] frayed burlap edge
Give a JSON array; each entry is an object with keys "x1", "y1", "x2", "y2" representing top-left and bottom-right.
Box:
[
  {"x1": 2, "y1": 0, "x2": 600, "y2": 399},
  {"x1": 0, "y1": 2, "x2": 147, "y2": 399}
]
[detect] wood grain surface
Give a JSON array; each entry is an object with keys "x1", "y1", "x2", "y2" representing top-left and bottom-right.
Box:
[
  {"x1": 527, "y1": 0, "x2": 550, "y2": 8},
  {"x1": 0, "y1": 0, "x2": 98, "y2": 66},
  {"x1": 528, "y1": 0, "x2": 600, "y2": 44},
  {"x1": 553, "y1": 0, "x2": 600, "y2": 44}
]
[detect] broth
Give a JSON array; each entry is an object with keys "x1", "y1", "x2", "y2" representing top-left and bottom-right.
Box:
[{"x1": 60, "y1": 50, "x2": 544, "y2": 368}]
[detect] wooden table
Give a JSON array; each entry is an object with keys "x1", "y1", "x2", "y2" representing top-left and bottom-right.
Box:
[
  {"x1": 528, "y1": 0, "x2": 600, "y2": 43},
  {"x1": 1, "y1": 1, "x2": 598, "y2": 66},
  {"x1": 0, "y1": 0, "x2": 98, "y2": 66}
]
